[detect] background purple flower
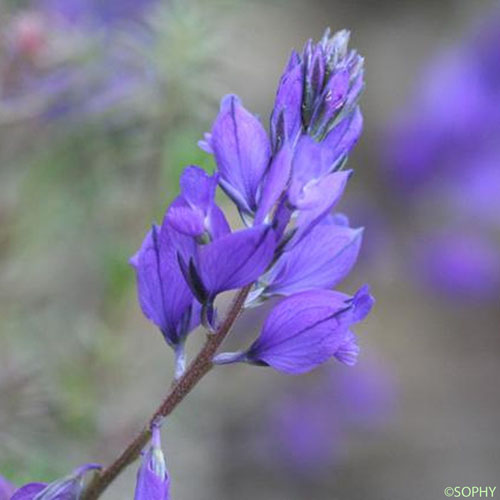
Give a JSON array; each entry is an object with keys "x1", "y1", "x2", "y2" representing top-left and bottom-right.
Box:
[
  {"x1": 1, "y1": 0, "x2": 158, "y2": 123},
  {"x1": 384, "y1": 11, "x2": 500, "y2": 303},
  {"x1": 415, "y1": 231, "x2": 500, "y2": 302},
  {"x1": 261, "y1": 359, "x2": 396, "y2": 476}
]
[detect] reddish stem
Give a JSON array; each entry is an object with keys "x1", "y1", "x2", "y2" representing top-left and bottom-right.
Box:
[{"x1": 81, "y1": 285, "x2": 252, "y2": 500}]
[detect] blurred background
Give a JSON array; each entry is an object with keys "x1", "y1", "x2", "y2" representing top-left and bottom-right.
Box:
[{"x1": 1, "y1": 0, "x2": 499, "y2": 499}]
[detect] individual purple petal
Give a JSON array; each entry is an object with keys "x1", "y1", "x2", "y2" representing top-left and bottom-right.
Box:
[
  {"x1": 254, "y1": 143, "x2": 293, "y2": 224},
  {"x1": 271, "y1": 198, "x2": 293, "y2": 242},
  {"x1": 288, "y1": 170, "x2": 352, "y2": 247},
  {"x1": 167, "y1": 166, "x2": 230, "y2": 239},
  {"x1": 197, "y1": 225, "x2": 276, "y2": 300},
  {"x1": 11, "y1": 464, "x2": 100, "y2": 500},
  {"x1": 290, "y1": 135, "x2": 340, "y2": 185},
  {"x1": 263, "y1": 215, "x2": 363, "y2": 296},
  {"x1": 179, "y1": 166, "x2": 218, "y2": 214},
  {"x1": 166, "y1": 205, "x2": 205, "y2": 237},
  {"x1": 198, "y1": 132, "x2": 214, "y2": 154},
  {"x1": 130, "y1": 223, "x2": 199, "y2": 346},
  {"x1": 310, "y1": 68, "x2": 350, "y2": 135},
  {"x1": 0, "y1": 475, "x2": 15, "y2": 500},
  {"x1": 10, "y1": 483, "x2": 47, "y2": 500},
  {"x1": 289, "y1": 170, "x2": 351, "y2": 211},
  {"x1": 134, "y1": 425, "x2": 170, "y2": 500},
  {"x1": 322, "y1": 106, "x2": 363, "y2": 166},
  {"x1": 246, "y1": 287, "x2": 374, "y2": 374},
  {"x1": 210, "y1": 94, "x2": 271, "y2": 214},
  {"x1": 270, "y1": 52, "x2": 304, "y2": 149},
  {"x1": 348, "y1": 284, "x2": 374, "y2": 322},
  {"x1": 287, "y1": 109, "x2": 361, "y2": 191}
]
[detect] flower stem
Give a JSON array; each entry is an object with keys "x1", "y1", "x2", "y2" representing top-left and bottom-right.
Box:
[
  {"x1": 81, "y1": 285, "x2": 252, "y2": 500},
  {"x1": 174, "y1": 341, "x2": 187, "y2": 380}
]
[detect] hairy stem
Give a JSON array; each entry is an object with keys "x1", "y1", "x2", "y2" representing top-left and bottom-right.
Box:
[{"x1": 81, "y1": 285, "x2": 252, "y2": 500}]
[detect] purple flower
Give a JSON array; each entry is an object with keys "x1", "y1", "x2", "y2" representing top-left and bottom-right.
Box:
[
  {"x1": 166, "y1": 167, "x2": 276, "y2": 306},
  {"x1": 384, "y1": 13, "x2": 500, "y2": 195},
  {"x1": 186, "y1": 224, "x2": 276, "y2": 304},
  {"x1": 204, "y1": 95, "x2": 271, "y2": 216},
  {"x1": 384, "y1": 11, "x2": 500, "y2": 303},
  {"x1": 40, "y1": 0, "x2": 157, "y2": 28},
  {"x1": 259, "y1": 214, "x2": 363, "y2": 298},
  {"x1": 134, "y1": 425, "x2": 170, "y2": 500},
  {"x1": 245, "y1": 286, "x2": 373, "y2": 373},
  {"x1": 129, "y1": 222, "x2": 200, "y2": 348},
  {"x1": 135, "y1": 27, "x2": 372, "y2": 375},
  {"x1": 415, "y1": 231, "x2": 500, "y2": 302},
  {"x1": 0, "y1": 475, "x2": 15, "y2": 500},
  {"x1": 216, "y1": 286, "x2": 374, "y2": 374},
  {"x1": 269, "y1": 391, "x2": 344, "y2": 473},
  {"x1": 11, "y1": 464, "x2": 101, "y2": 500},
  {"x1": 1, "y1": 0, "x2": 157, "y2": 123},
  {"x1": 264, "y1": 359, "x2": 396, "y2": 475}
]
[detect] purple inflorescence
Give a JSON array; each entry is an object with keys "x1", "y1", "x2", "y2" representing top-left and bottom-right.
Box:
[{"x1": 132, "y1": 28, "x2": 374, "y2": 375}]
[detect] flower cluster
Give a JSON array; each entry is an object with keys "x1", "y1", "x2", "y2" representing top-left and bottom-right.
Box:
[
  {"x1": 131, "y1": 28, "x2": 373, "y2": 376},
  {"x1": 384, "y1": 12, "x2": 500, "y2": 301},
  {"x1": 0, "y1": 28, "x2": 374, "y2": 500}
]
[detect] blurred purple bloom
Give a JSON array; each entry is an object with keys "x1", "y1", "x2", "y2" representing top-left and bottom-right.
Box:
[
  {"x1": 1, "y1": 0, "x2": 157, "y2": 123},
  {"x1": 130, "y1": 223, "x2": 200, "y2": 348},
  {"x1": 0, "y1": 475, "x2": 15, "y2": 500},
  {"x1": 11, "y1": 464, "x2": 100, "y2": 500},
  {"x1": 40, "y1": 0, "x2": 157, "y2": 28},
  {"x1": 270, "y1": 392, "x2": 344, "y2": 473},
  {"x1": 384, "y1": 11, "x2": 500, "y2": 303},
  {"x1": 416, "y1": 231, "x2": 500, "y2": 302},
  {"x1": 445, "y1": 153, "x2": 500, "y2": 228},
  {"x1": 261, "y1": 214, "x2": 363, "y2": 297},
  {"x1": 265, "y1": 359, "x2": 395, "y2": 475},
  {"x1": 134, "y1": 425, "x2": 170, "y2": 500},
  {"x1": 244, "y1": 286, "x2": 374, "y2": 374},
  {"x1": 385, "y1": 13, "x2": 500, "y2": 194}
]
